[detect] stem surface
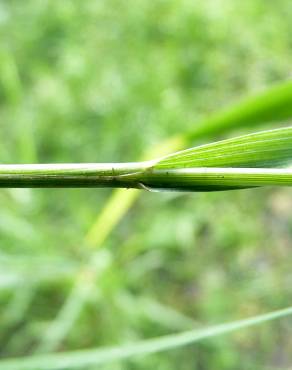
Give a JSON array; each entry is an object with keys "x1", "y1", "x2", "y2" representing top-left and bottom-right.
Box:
[
  {"x1": 0, "y1": 163, "x2": 148, "y2": 188},
  {"x1": 0, "y1": 163, "x2": 292, "y2": 191}
]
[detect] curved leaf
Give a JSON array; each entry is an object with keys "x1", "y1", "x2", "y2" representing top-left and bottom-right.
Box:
[{"x1": 0, "y1": 306, "x2": 291, "y2": 370}]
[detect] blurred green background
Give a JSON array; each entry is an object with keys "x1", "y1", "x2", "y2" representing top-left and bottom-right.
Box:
[{"x1": 0, "y1": 0, "x2": 292, "y2": 369}]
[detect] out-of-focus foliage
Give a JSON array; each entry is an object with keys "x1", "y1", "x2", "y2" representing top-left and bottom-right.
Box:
[{"x1": 0, "y1": 0, "x2": 292, "y2": 369}]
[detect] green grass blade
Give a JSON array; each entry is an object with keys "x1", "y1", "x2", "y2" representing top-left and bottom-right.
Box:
[
  {"x1": 154, "y1": 126, "x2": 292, "y2": 170},
  {"x1": 185, "y1": 79, "x2": 292, "y2": 140},
  {"x1": 1, "y1": 306, "x2": 292, "y2": 370}
]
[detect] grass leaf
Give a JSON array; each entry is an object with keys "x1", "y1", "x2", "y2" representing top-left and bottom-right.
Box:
[
  {"x1": 185, "y1": 79, "x2": 292, "y2": 140},
  {"x1": 154, "y1": 126, "x2": 292, "y2": 170},
  {"x1": 1, "y1": 306, "x2": 292, "y2": 370}
]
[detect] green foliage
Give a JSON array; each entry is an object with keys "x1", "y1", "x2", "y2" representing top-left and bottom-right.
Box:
[
  {"x1": 184, "y1": 80, "x2": 292, "y2": 141},
  {"x1": 1, "y1": 306, "x2": 292, "y2": 369},
  {"x1": 1, "y1": 126, "x2": 292, "y2": 191},
  {"x1": 0, "y1": 1, "x2": 292, "y2": 370},
  {"x1": 156, "y1": 126, "x2": 292, "y2": 169}
]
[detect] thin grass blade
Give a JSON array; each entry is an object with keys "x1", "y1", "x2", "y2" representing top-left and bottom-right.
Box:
[
  {"x1": 1, "y1": 306, "x2": 292, "y2": 370},
  {"x1": 185, "y1": 79, "x2": 292, "y2": 140}
]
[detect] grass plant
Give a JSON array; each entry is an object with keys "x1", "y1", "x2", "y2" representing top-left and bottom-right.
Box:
[{"x1": 1, "y1": 2, "x2": 292, "y2": 369}]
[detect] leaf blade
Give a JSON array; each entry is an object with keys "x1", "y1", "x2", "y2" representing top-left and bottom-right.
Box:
[
  {"x1": 1, "y1": 306, "x2": 292, "y2": 370},
  {"x1": 154, "y1": 126, "x2": 292, "y2": 170},
  {"x1": 185, "y1": 79, "x2": 292, "y2": 140}
]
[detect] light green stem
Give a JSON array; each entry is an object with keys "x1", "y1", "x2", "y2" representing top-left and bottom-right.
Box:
[
  {"x1": 0, "y1": 163, "x2": 148, "y2": 188},
  {"x1": 135, "y1": 167, "x2": 292, "y2": 191},
  {"x1": 0, "y1": 163, "x2": 292, "y2": 191}
]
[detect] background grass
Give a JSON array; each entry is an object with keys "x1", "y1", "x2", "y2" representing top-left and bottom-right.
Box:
[{"x1": 0, "y1": 0, "x2": 292, "y2": 369}]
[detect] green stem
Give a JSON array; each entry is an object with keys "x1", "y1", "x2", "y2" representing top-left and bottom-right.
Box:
[
  {"x1": 0, "y1": 163, "x2": 292, "y2": 191},
  {"x1": 0, "y1": 163, "x2": 148, "y2": 188},
  {"x1": 130, "y1": 167, "x2": 292, "y2": 191}
]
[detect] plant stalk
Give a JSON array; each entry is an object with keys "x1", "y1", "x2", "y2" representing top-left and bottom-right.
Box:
[
  {"x1": 0, "y1": 163, "x2": 292, "y2": 191},
  {"x1": 0, "y1": 162, "x2": 149, "y2": 188},
  {"x1": 135, "y1": 167, "x2": 292, "y2": 191}
]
